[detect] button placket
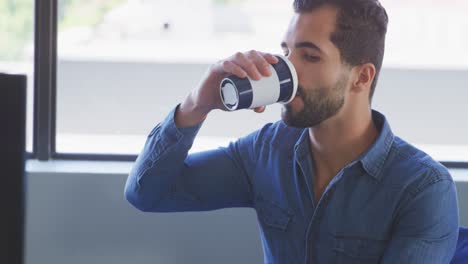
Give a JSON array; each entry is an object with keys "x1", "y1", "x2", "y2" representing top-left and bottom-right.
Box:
[{"x1": 304, "y1": 170, "x2": 346, "y2": 264}]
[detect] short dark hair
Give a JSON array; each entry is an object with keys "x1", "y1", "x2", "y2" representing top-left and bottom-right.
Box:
[{"x1": 293, "y1": 0, "x2": 388, "y2": 101}]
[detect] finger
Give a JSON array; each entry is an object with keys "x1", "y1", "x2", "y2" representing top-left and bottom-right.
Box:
[
  {"x1": 233, "y1": 52, "x2": 262, "y2": 80},
  {"x1": 253, "y1": 106, "x2": 266, "y2": 113},
  {"x1": 259, "y1": 52, "x2": 279, "y2": 65},
  {"x1": 247, "y1": 50, "x2": 273, "y2": 77},
  {"x1": 221, "y1": 60, "x2": 247, "y2": 79}
]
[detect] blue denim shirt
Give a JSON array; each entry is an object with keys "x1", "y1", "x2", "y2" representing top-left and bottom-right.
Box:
[{"x1": 125, "y1": 105, "x2": 459, "y2": 264}]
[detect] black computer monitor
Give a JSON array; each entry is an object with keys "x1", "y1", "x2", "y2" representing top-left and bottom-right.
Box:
[{"x1": 0, "y1": 73, "x2": 26, "y2": 264}]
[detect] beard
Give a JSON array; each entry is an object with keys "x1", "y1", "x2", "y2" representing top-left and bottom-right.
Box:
[{"x1": 281, "y1": 72, "x2": 348, "y2": 128}]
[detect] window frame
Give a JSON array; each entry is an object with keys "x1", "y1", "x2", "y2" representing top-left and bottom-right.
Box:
[{"x1": 30, "y1": 0, "x2": 468, "y2": 169}]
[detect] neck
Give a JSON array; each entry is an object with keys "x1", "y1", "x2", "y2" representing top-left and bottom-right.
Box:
[{"x1": 308, "y1": 107, "x2": 379, "y2": 178}]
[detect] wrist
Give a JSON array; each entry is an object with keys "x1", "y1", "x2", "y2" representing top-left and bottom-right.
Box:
[{"x1": 175, "y1": 98, "x2": 210, "y2": 128}]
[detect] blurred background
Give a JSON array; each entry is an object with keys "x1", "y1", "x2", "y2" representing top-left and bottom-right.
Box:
[
  {"x1": 2, "y1": 0, "x2": 467, "y2": 158},
  {"x1": 1, "y1": 0, "x2": 467, "y2": 263}
]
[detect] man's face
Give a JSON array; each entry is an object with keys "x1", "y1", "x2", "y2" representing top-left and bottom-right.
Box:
[{"x1": 281, "y1": 5, "x2": 351, "y2": 128}]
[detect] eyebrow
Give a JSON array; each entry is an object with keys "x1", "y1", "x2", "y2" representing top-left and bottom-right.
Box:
[{"x1": 281, "y1": 41, "x2": 323, "y2": 53}]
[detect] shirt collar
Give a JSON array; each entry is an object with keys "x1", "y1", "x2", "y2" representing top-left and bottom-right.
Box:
[
  {"x1": 360, "y1": 110, "x2": 394, "y2": 180},
  {"x1": 293, "y1": 110, "x2": 394, "y2": 181},
  {"x1": 294, "y1": 128, "x2": 311, "y2": 160}
]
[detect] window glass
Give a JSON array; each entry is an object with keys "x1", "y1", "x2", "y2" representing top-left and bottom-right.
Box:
[
  {"x1": 0, "y1": 0, "x2": 35, "y2": 152},
  {"x1": 56, "y1": 0, "x2": 468, "y2": 162}
]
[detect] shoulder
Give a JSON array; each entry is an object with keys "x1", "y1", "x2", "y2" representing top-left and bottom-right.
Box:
[{"x1": 382, "y1": 136, "x2": 453, "y2": 195}]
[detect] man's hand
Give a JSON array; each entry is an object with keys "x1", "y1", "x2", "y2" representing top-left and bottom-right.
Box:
[{"x1": 175, "y1": 50, "x2": 278, "y2": 128}]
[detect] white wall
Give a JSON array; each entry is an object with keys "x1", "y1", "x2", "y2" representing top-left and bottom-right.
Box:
[
  {"x1": 25, "y1": 164, "x2": 264, "y2": 264},
  {"x1": 24, "y1": 163, "x2": 468, "y2": 264}
]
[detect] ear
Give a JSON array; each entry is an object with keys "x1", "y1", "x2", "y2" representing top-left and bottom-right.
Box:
[{"x1": 350, "y1": 63, "x2": 375, "y2": 95}]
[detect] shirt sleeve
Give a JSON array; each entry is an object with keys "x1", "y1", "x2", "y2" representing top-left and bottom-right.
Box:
[
  {"x1": 124, "y1": 104, "x2": 260, "y2": 212},
  {"x1": 380, "y1": 177, "x2": 459, "y2": 263}
]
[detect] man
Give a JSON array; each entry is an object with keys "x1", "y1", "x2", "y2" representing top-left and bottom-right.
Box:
[{"x1": 125, "y1": 0, "x2": 459, "y2": 263}]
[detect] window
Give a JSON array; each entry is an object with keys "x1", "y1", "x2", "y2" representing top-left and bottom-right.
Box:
[
  {"x1": 36, "y1": 0, "x2": 468, "y2": 164},
  {"x1": 56, "y1": 0, "x2": 292, "y2": 155},
  {"x1": 0, "y1": 0, "x2": 35, "y2": 152},
  {"x1": 375, "y1": 0, "x2": 468, "y2": 162}
]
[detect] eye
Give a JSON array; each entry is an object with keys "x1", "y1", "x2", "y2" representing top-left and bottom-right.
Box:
[{"x1": 304, "y1": 54, "x2": 320, "y2": 62}]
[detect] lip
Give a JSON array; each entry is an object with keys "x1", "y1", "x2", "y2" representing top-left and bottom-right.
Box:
[{"x1": 286, "y1": 95, "x2": 301, "y2": 106}]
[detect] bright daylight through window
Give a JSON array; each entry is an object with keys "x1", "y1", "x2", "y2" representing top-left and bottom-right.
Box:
[
  {"x1": 8, "y1": 0, "x2": 466, "y2": 162},
  {"x1": 0, "y1": 0, "x2": 34, "y2": 152}
]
